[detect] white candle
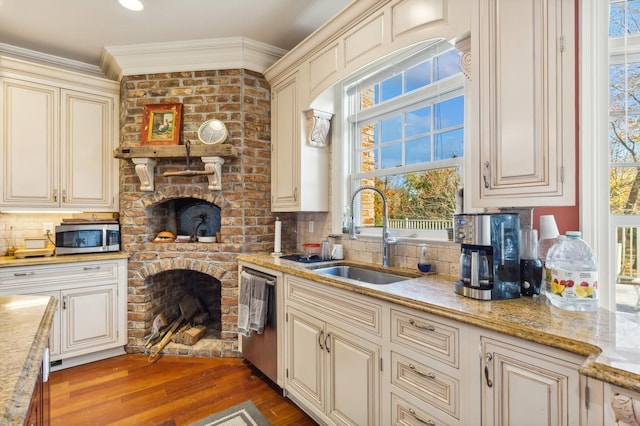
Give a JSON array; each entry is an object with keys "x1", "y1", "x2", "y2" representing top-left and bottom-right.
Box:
[{"x1": 274, "y1": 218, "x2": 282, "y2": 253}]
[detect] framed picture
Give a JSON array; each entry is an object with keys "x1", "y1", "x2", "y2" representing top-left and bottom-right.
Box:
[{"x1": 141, "y1": 103, "x2": 183, "y2": 145}]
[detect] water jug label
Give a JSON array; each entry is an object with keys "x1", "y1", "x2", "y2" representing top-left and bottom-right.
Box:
[{"x1": 549, "y1": 269, "x2": 598, "y2": 299}]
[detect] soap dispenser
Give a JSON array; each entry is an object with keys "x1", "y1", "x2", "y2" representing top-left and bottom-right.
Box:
[{"x1": 418, "y1": 244, "x2": 431, "y2": 272}]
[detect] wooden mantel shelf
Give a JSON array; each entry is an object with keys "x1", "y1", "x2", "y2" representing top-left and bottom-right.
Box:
[
  {"x1": 113, "y1": 143, "x2": 237, "y2": 159},
  {"x1": 113, "y1": 144, "x2": 237, "y2": 192}
]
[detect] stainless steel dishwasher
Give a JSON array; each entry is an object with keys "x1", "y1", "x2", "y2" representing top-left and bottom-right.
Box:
[{"x1": 240, "y1": 268, "x2": 277, "y2": 384}]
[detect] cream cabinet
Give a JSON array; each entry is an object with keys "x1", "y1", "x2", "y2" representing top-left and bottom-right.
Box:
[
  {"x1": 284, "y1": 275, "x2": 382, "y2": 425},
  {"x1": 470, "y1": 0, "x2": 576, "y2": 207},
  {"x1": 270, "y1": 72, "x2": 329, "y2": 212},
  {"x1": 0, "y1": 257, "x2": 127, "y2": 370},
  {"x1": 387, "y1": 305, "x2": 475, "y2": 426},
  {"x1": 478, "y1": 331, "x2": 584, "y2": 425},
  {"x1": 0, "y1": 56, "x2": 119, "y2": 211}
]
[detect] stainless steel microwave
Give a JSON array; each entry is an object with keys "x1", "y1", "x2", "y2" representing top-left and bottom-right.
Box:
[{"x1": 55, "y1": 224, "x2": 120, "y2": 255}]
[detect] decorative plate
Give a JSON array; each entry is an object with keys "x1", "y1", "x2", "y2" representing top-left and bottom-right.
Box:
[{"x1": 197, "y1": 119, "x2": 228, "y2": 144}]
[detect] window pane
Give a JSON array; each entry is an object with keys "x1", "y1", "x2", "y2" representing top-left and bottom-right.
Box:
[
  {"x1": 381, "y1": 74, "x2": 402, "y2": 102},
  {"x1": 610, "y1": 166, "x2": 640, "y2": 214},
  {"x1": 359, "y1": 123, "x2": 376, "y2": 149},
  {"x1": 628, "y1": 62, "x2": 640, "y2": 110},
  {"x1": 609, "y1": 115, "x2": 640, "y2": 163},
  {"x1": 406, "y1": 61, "x2": 431, "y2": 92},
  {"x1": 381, "y1": 143, "x2": 402, "y2": 169},
  {"x1": 380, "y1": 115, "x2": 403, "y2": 143},
  {"x1": 360, "y1": 149, "x2": 376, "y2": 173},
  {"x1": 610, "y1": 2, "x2": 626, "y2": 37},
  {"x1": 360, "y1": 84, "x2": 378, "y2": 111},
  {"x1": 435, "y1": 96, "x2": 464, "y2": 129},
  {"x1": 435, "y1": 129, "x2": 464, "y2": 160},
  {"x1": 406, "y1": 136, "x2": 431, "y2": 164},
  {"x1": 406, "y1": 106, "x2": 431, "y2": 137},
  {"x1": 615, "y1": 224, "x2": 640, "y2": 312},
  {"x1": 434, "y1": 49, "x2": 461, "y2": 81}
]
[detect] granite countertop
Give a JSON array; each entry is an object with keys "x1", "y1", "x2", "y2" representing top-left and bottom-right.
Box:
[
  {"x1": 238, "y1": 253, "x2": 640, "y2": 393},
  {"x1": 0, "y1": 294, "x2": 57, "y2": 424},
  {"x1": 0, "y1": 251, "x2": 129, "y2": 269}
]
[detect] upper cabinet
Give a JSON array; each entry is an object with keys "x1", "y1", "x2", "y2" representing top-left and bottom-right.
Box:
[
  {"x1": 265, "y1": 0, "x2": 471, "y2": 212},
  {"x1": 0, "y1": 57, "x2": 119, "y2": 211},
  {"x1": 470, "y1": 0, "x2": 576, "y2": 207}
]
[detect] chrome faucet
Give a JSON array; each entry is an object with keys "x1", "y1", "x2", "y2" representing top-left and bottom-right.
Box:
[{"x1": 349, "y1": 186, "x2": 396, "y2": 267}]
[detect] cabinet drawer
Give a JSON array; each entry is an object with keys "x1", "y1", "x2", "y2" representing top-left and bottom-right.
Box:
[
  {"x1": 391, "y1": 351, "x2": 459, "y2": 419},
  {"x1": 0, "y1": 261, "x2": 120, "y2": 289},
  {"x1": 286, "y1": 276, "x2": 382, "y2": 336},
  {"x1": 391, "y1": 393, "x2": 455, "y2": 426},
  {"x1": 391, "y1": 308, "x2": 459, "y2": 368}
]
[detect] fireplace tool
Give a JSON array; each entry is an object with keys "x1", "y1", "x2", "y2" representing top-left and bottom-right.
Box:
[
  {"x1": 163, "y1": 140, "x2": 214, "y2": 177},
  {"x1": 148, "y1": 294, "x2": 200, "y2": 363}
]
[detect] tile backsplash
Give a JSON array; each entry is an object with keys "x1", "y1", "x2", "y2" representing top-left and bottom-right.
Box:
[
  {"x1": 0, "y1": 213, "x2": 67, "y2": 255},
  {"x1": 296, "y1": 211, "x2": 460, "y2": 276}
]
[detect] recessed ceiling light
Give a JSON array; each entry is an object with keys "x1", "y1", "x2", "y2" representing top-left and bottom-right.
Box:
[{"x1": 118, "y1": 0, "x2": 143, "y2": 11}]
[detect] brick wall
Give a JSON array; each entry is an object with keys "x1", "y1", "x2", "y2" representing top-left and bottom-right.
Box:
[{"x1": 118, "y1": 69, "x2": 296, "y2": 356}]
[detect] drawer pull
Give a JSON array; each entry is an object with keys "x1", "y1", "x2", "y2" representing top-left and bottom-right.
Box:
[
  {"x1": 318, "y1": 330, "x2": 324, "y2": 350},
  {"x1": 13, "y1": 272, "x2": 36, "y2": 277},
  {"x1": 409, "y1": 319, "x2": 435, "y2": 331},
  {"x1": 324, "y1": 332, "x2": 331, "y2": 353},
  {"x1": 408, "y1": 408, "x2": 436, "y2": 425},
  {"x1": 83, "y1": 266, "x2": 102, "y2": 271},
  {"x1": 409, "y1": 363, "x2": 435, "y2": 379}
]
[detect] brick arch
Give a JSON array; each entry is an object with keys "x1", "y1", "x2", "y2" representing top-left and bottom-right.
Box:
[
  {"x1": 136, "y1": 186, "x2": 229, "y2": 210},
  {"x1": 132, "y1": 257, "x2": 232, "y2": 283}
]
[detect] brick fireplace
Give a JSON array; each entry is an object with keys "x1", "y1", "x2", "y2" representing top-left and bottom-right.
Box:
[{"x1": 117, "y1": 69, "x2": 295, "y2": 356}]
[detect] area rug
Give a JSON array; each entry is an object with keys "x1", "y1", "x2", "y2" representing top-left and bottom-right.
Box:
[{"x1": 189, "y1": 400, "x2": 271, "y2": 426}]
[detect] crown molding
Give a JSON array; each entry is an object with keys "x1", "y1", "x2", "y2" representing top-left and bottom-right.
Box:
[
  {"x1": 100, "y1": 37, "x2": 287, "y2": 80},
  {"x1": 0, "y1": 43, "x2": 108, "y2": 78}
]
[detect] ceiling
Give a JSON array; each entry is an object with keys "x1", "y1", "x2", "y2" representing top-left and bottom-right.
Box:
[{"x1": 0, "y1": 0, "x2": 352, "y2": 67}]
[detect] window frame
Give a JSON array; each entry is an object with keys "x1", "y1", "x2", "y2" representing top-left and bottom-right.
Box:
[{"x1": 336, "y1": 41, "x2": 466, "y2": 241}]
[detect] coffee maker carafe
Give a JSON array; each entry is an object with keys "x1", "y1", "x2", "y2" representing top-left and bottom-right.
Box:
[{"x1": 454, "y1": 213, "x2": 520, "y2": 300}]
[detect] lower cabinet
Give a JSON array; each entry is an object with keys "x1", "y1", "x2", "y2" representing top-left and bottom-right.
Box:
[
  {"x1": 478, "y1": 331, "x2": 584, "y2": 425},
  {"x1": 284, "y1": 276, "x2": 382, "y2": 425},
  {"x1": 0, "y1": 257, "x2": 127, "y2": 369},
  {"x1": 271, "y1": 268, "x2": 600, "y2": 425}
]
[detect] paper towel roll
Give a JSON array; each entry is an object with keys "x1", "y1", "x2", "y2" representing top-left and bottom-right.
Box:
[{"x1": 274, "y1": 218, "x2": 282, "y2": 254}]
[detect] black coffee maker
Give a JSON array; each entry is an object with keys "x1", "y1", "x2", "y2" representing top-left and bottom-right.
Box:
[{"x1": 454, "y1": 213, "x2": 521, "y2": 300}]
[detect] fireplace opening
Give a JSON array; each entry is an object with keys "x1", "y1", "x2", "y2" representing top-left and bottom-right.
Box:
[
  {"x1": 156, "y1": 198, "x2": 221, "y2": 240},
  {"x1": 145, "y1": 269, "x2": 223, "y2": 355}
]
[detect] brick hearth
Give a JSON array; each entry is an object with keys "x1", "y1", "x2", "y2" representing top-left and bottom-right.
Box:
[{"x1": 117, "y1": 69, "x2": 295, "y2": 356}]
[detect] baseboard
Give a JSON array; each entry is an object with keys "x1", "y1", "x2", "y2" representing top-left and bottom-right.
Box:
[{"x1": 50, "y1": 346, "x2": 126, "y2": 371}]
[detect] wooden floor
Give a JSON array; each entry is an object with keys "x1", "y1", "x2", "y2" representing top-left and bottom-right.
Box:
[{"x1": 50, "y1": 354, "x2": 318, "y2": 426}]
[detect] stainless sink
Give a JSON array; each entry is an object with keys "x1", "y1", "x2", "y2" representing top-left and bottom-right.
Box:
[{"x1": 309, "y1": 265, "x2": 409, "y2": 285}]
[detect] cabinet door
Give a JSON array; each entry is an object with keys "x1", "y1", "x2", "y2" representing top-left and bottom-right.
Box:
[
  {"x1": 61, "y1": 284, "x2": 118, "y2": 355},
  {"x1": 271, "y1": 73, "x2": 300, "y2": 211},
  {"x1": 0, "y1": 78, "x2": 59, "y2": 207},
  {"x1": 471, "y1": 0, "x2": 575, "y2": 207},
  {"x1": 60, "y1": 89, "x2": 117, "y2": 210},
  {"x1": 481, "y1": 336, "x2": 581, "y2": 426},
  {"x1": 285, "y1": 307, "x2": 325, "y2": 412},
  {"x1": 326, "y1": 323, "x2": 381, "y2": 426}
]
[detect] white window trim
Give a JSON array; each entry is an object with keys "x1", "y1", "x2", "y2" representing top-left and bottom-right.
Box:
[
  {"x1": 580, "y1": 0, "x2": 614, "y2": 310},
  {"x1": 329, "y1": 41, "x2": 464, "y2": 242}
]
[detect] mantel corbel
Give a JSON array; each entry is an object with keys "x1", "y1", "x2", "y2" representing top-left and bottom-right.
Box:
[
  {"x1": 201, "y1": 156, "x2": 225, "y2": 191},
  {"x1": 132, "y1": 158, "x2": 156, "y2": 191}
]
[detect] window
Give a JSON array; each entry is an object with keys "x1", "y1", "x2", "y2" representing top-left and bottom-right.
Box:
[
  {"x1": 583, "y1": 0, "x2": 640, "y2": 313},
  {"x1": 609, "y1": 0, "x2": 640, "y2": 313},
  {"x1": 344, "y1": 41, "x2": 465, "y2": 239}
]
